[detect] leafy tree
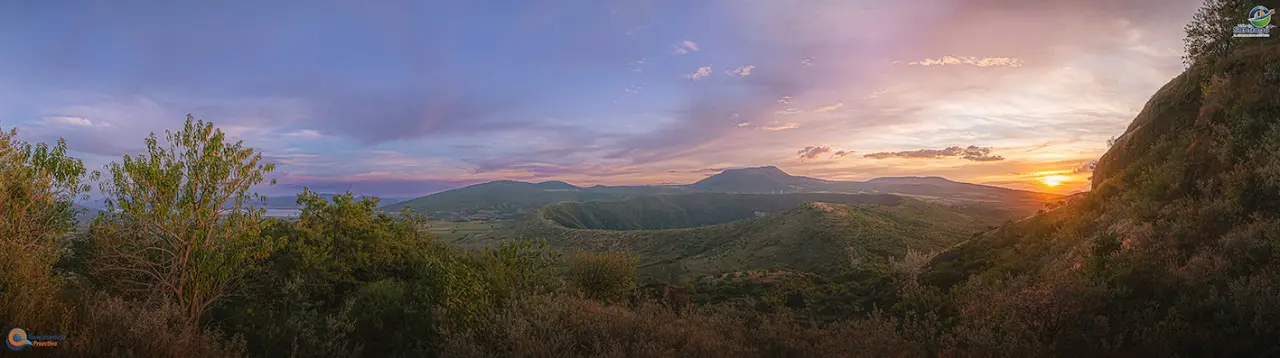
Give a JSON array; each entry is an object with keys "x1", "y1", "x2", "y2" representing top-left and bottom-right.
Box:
[
  {"x1": 87, "y1": 115, "x2": 277, "y2": 331},
  {"x1": 0, "y1": 129, "x2": 89, "y2": 327}
]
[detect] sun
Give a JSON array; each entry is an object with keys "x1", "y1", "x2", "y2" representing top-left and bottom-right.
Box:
[{"x1": 1039, "y1": 175, "x2": 1071, "y2": 188}]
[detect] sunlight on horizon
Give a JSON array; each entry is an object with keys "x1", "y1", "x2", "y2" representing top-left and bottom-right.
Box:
[{"x1": 1039, "y1": 175, "x2": 1072, "y2": 188}]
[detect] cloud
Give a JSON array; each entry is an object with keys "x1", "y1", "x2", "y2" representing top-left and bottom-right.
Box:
[
  {"x1": 689, "y1": 66, "x2": 713, "y2": 80},
  {"x1": 1073, "y1": 159, "x2": 1098, "y2": 173},
  {"x1": 306, "y1": 85, "x2": 537, "y2": 144},
  {"x1": 727, "y1": 64, "x2": 756, "y2": 76},
  {"x1": 831, "y1": 150, "x2": 855, "y2": 159},
  {"x1": 777, "y1": 96, "x2": 793, "y2": 105},
  {"x1": 774, "y1": 102, "x2": 841, "y2": 116},
  {"x1": 624, "y1": 85, "x2": 643, "y2": 94},
  {"x1": 796, "y1": 145, "x2": 832, "y2": 160},
  {"x1": 736, "y1": 121, "x2": 750, "y2": 127},
  {"x1": 40, "y1": 116, "x2": 94, "y2": 127},
  {"x1": 905, "y1": 56, "x2": 1025, "y2": 68},
  {"x1": 673, "y1": 40, "x2": 700, "y2": 54},
  {"x1": 631, "y1": 58, "x2": 647, "y2": 72},
  {"x1": 284, "y1": 129, "x2": 323, "y2": 138},
  {"x1": 800, "y1": 57, "x2": 815, "y2": 67},
  {"x1": 760, "y1": 122, "x2": 799, "y2": 131},
  {"x1": 863, "y1": 145, "x2": 1005, "y2": 162},
  {"x1": 813, "y1": 102, "x2": 844, "y2": 112}
]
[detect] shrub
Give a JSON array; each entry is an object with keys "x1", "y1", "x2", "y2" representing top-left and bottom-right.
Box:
[
  {"x1": 67, "y1": 295, "x2": 246, "y2": 358},
  {"x1": 566, "y1": 250, "x2": 638, "y2": 303}
]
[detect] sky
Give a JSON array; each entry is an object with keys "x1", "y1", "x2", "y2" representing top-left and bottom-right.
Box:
[{"x1": 0, "y1": 0, "x2": 1204, "y2": 196}]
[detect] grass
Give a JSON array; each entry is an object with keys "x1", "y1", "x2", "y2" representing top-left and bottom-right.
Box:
[{"x1": 426, "y1": 220, "x2": 505, "y2": 242}]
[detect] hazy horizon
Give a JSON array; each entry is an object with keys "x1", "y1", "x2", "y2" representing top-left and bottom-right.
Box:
[{"x1": 0, "y1": 0, "x2": 1201, "y2": 197}]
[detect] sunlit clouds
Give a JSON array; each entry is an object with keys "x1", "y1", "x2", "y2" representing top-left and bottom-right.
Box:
[
  {"x1": 672, "y1": 40, "x2": 700, "y2": 55},
  {"x1": 796, "y1": 146, "x2": 831, "y2": 160},
  {"x1": 0, "y1": 0, "x2": 1202, "y2": 196},
  {"x1": 726, "y1": 65, "x2": 756, "y2": 77},
  {"x1": 906, "y1": 56, "x2": 1025, "y2": 68},
  {"x1": 760, "y1": 122, "x2": 799, "y2": 131},
  {"x1": 689, "y1": 66, "x2": 713, "y2": 80}
]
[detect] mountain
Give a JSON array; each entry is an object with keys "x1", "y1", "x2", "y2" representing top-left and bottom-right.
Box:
[
  {"x1": 689, "y1": 166, "x2": 830, "y2": 193},
  {"x1": 388, "y1": 166, "x2": 1059, "y2": 221},
  {"x1": 459, "y1": 193, "x2": 1002, "y2": 282}
]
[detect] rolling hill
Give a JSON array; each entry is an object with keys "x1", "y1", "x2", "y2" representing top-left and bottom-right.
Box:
[
  {"x1": 456, "y1": 193, "x2": 1004, "y2": 283},
  {"x1": 386, "y1": 166, "x2": 1059, "y2": 221},
  {"x1": 381, "y1": 180, "x2": 695, "y2": 221},
  {"x1": 542, "y1": 192, "x2": 903, "y2": 230}
]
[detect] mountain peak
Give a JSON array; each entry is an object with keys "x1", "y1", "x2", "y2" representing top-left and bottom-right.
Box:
[
  {"x1": 691, "y1": 166, "x2": 826, "y2": 193},
  {"x1": 719, "y1": 166, "x2": 790, "y2": 176},
  {"x1": 534, "y1": 181, "x2": 578, "y2": 189}
]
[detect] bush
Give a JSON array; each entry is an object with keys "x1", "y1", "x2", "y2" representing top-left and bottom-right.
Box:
[
  {"x1": 566, "y1": 250, "x2": 638, "y2": 303},
  {"x1": 67, "y1": 295, "x2": 246, "y2": 358}
]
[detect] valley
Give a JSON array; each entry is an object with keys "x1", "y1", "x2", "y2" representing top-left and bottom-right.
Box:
[
  {"x1": 459, "y1": 193, "x2": 1003, "y2": 283},
  {"x1": 397, "y1": 167, "x2": 1051, "y2": 284}
]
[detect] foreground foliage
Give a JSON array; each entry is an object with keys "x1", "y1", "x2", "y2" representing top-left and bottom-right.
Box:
[{"x1": 3, "y1": 2, "x2": 1280, "y2": 355}]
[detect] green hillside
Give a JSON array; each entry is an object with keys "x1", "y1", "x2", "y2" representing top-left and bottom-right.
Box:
[
  {"x1": 542, "y1": 192, "x2": 902, "y2": 230},
  {"x1": 909, "y1": 33, "x2": 1280, "y2": 355},
  {"x1": 464, "y1": 194, "x2": 1001, "y2": 282}
]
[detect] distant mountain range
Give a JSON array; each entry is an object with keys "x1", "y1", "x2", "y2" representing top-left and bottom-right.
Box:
[{"x1": 384, "y1": 166, "x2": 1061, "y2": 221}]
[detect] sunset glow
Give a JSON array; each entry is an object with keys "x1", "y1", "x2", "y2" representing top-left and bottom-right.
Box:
[
  {"x1": 0, "y1": 0, "x2": 1200, "y2": 196},
  {"x1": 1040, "y1": 175, "x2": 1071, "y2": 188}
]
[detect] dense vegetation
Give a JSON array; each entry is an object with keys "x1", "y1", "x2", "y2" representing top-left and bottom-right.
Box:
[
  {"x1": 463, "y1": 197, "x2": 999, "y2": 284},
  {"x1": 542, "y1": 192, "x2": 903, "y2": 230},
  {"x1": 3, "y1": 2, "x2": 1279, "y2": 356}
]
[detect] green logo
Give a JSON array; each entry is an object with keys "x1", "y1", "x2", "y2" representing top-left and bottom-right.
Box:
[{"x1": 1249, "y1": 6, "x2": 1274, "y2": 28}]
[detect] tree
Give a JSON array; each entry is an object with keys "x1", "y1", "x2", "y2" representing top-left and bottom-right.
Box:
[
  {"x1": 88, "y1": 115, "x2": 276, "y2": 331},
  {"x1": 1183, "y1": 0, "x2": 1249, "y2": 67},
  {"x1": 0, "y1": 129, "x2": 90, "y2": 327}
]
